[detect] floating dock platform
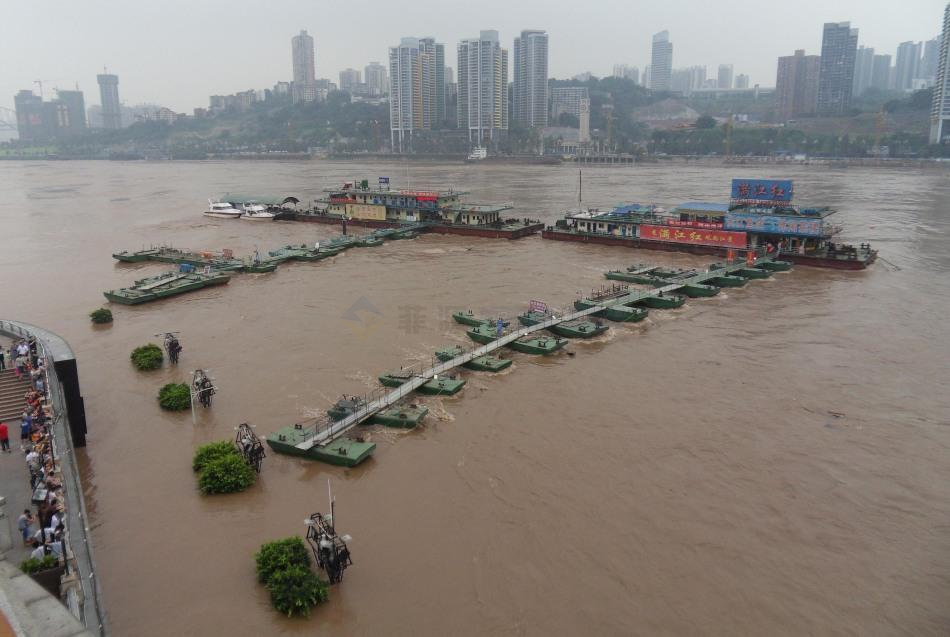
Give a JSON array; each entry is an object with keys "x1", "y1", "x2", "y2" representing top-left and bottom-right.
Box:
[{"x1": 266, "y1": 251, "x2": 792, "y2": 467}]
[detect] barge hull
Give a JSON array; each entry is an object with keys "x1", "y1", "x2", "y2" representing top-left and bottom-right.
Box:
[
  {"x1": 293, "y1": 214, "x2": 543, "y2": 239},
  {"x1": 542, "y1": 229, "x2": 875, "y2": 270}
]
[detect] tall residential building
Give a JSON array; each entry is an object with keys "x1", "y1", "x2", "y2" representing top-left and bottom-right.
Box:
[
  {"x1": 776, "y1": 49, "x2": 820, "y2": 119},
  {"x1": 921, "y1": 36, "x2": 942, "y2": 82},
  {"x1": 389, "y1": 37, "x2": 434, "y2": 152},
  {"x1": 894, "y1": 41, "x2": 922, "y2": 90},
  {"x1": 931, "y1": 4, "x2": 950, "y2": 143},
  {"x1": 671, "y1": 69, "x2": 690, "y2": 93},
  {"x1": 14, "y1": 90, "x2": 45, "y2": 141},
  {"x1": 339, "y1": 68, "x2": 361, "y2": 93},
  {"x1": 650, "y1": 31, "x2": 673, "y2": 91},
  {"x1": 852, "y1": 46, "x2": 875, "y2": 96},
  {"x1": 550, "y1": 86, "x2": 589, "y2": 119},
  {"x1": 444, "y1": 66, "x2": 454, "y2": 87},
  {"x1": 671, "y1": 66, "x2": 705, "y2": 94},
  {"x1": 364, "y1": 62, "x2": 388, "y2": 96},
  {"x1": 870, "y1": 54, "x2": 893, "y2": 90},
  {"x1": 457, "y1": 30, "x2": 508, "y2": 146},
  {"x1": 419, "y1": 37, "x2": 446, "y2": 123},
  {"x1": 54, "y1": 90, "x2": 87, "y2": 134},
  {"x1": 817, "y1": 22, "x2": 858, "y2": 116},
  {"x1": 14, "y1": 88, "x2": 86, "y2": 141},
  {"x1": 97, "y1": 72, "x2": 121, "y2": 129},
  {"x1": 643, "y1": 65, "x2": 652, "y2": 87},
  {"x1": 291, "y1": 30, "x2": 316, "y2": 103},
  {"x1": 513, "y1": 29, "x2": 549, "y2": 128},
  {"x1": 613, "y1": 64, "x2": 640, "y2": 81},
  {"x1": 717, "y1": 64, "x2": 734, "y2": 89},
  {"x1": 735, "y1": 74, "x2": 750, "y2": 89}
]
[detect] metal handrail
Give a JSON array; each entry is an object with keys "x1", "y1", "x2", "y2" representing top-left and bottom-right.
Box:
[{"x1": 0, "y1": 319, "x2": 105, "y2": 636}]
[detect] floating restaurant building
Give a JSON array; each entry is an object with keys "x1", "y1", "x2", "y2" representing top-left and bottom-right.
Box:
[{"x1": 543, "y1": 178, "x2": 877, "y2": 269}]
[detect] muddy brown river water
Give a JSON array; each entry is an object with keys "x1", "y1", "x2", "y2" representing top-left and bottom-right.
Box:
[{"x1": 1, "y1": 159, "x2": 949, "y2": 636}]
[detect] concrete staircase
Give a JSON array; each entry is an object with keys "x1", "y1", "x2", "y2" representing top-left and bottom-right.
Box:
[{"x1": 0, "y1": 368, "x2": 29, "y2": 423}]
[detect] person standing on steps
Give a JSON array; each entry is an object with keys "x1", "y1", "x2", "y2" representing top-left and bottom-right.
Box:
[
  {"x1": 20, "y1": 415, "x2": 31, "y2": 451},
  {"x1": 0, "y1": 344, "x2": 6, "y2": 370},
  {"x1": 0, "y1": 420, "x2": 9, "y2": 452},
  {"x1": 17, "y1": 510, "x2": 34, "y2": 544}
]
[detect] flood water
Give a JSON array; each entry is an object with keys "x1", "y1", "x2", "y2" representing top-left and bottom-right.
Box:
[{"x1": 1, "y1": 159, "x2": 949, "y2": 636}]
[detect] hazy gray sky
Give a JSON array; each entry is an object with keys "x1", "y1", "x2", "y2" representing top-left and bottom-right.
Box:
[{"x1": 1, "y1": 0, "x2": 945, "y2": 113}]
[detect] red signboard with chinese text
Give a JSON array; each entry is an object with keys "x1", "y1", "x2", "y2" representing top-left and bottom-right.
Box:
[
  {"x1": 399, "y1": 190, "x2": 440, "y2": 199},
  {"x1": 640, "y1": 224, "x2": 747, "y2": 247}
]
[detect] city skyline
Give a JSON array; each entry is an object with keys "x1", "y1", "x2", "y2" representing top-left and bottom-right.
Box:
[{"x1": 1, "y1": 0, "x2": 943, "y2": 113}]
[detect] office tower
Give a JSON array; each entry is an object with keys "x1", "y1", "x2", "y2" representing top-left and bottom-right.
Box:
[
  {"x1": 922, "y1": 36, "x2": 942, "y2": 82},
  {"x1": 852, "y1": 46, "x2": 875, "y2": 96},
  {"x1": 735, "y1": 74, "x2": 750, "y2": 89},
  {"x1": 643, "y1": 65, "x2": 652, "y2": 87},
  {"x1": 931, "y1": 4, "x2": 950, "y2": 143},
  {"x1": 817, "y1": 22, "x2": 858, "y2": 115},
  {"x1": 364, "y1": 62, "x2": 388, "y2": 97},
  {"x1": 717, "y1": 64, "x2": 734, "y2": 89},
  {"x1": 870, "y1": 54, "x2": 892, "y2": 90},
  {"x1": 894, "y1": 41, "x2": 922, "y2": 90},
  {"x1": 339, "y1": 68, "x2": 361, "y2": 93},
  {"x1": 650, "y1": 31, "x2": 673, "y2": 91},
  {"x1": 292, "y1": 30, "x2": 316, "y2": 103},
  {"x1": 419, "y1": 38, "x2": 446, "y2": 123},
  {"x1": 776, "y1": 49, "x2": 821, "y2": 119},
  {"x1": 97, "y1": 72, "x2": 121, "y2": 129},
  {"x1": 513, "y1": 29, "x2": 549, "y2": 127},
  {"x1": 457, "y1": 30, "x2": 508, "y2": 146}
]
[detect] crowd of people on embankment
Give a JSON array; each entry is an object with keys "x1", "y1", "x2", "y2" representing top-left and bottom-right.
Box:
[{"x1": 0, "y1": 336, "x2": 69, "y2": 562}]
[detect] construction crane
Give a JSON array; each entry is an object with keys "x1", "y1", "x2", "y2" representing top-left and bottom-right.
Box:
[
  {"x1": 0, "y1": 107, "x2": 16, "y2": 132},
  {"x1": 33, "y1": 79, "x2": 55, "y2": 99}
]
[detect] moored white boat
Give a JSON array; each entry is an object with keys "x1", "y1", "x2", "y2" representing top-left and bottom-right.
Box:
[
  {"x1": 203, "y1": 200, "x2": 243, "y2": 219},
  {"x1": 239, "y1": 203, "x2": 276, "y2": 221}
]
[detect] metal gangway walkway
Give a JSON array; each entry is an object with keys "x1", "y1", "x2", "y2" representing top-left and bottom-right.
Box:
[
  {"x1": 296, "y1": 252, "x2": 784, "y2": 452},
  {"x1": 296, "y1": 281, "x2": 703, "y2": 452}
]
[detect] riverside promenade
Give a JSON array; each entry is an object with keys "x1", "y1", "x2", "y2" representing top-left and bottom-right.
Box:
[{"x1": 0, "y1": 323, "x2": 103, "y2": 636}]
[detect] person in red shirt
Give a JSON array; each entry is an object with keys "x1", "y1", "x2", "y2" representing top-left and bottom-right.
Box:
[{"x1": 0, "y1": 421, "x2": 9, "y2": 452}]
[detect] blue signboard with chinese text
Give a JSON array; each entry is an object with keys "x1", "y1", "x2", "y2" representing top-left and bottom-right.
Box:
[
  {"x1": 724, "y1": 212, "x2": 822, "y2": 237},
  {"x1": 730, "y1": 179, "x2": 793, "y2": 203}
]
